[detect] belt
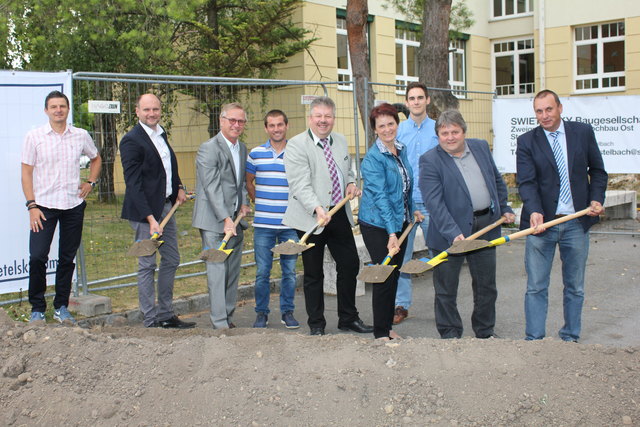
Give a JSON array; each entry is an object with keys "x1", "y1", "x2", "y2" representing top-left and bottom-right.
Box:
[
  {"x1": 473, "y1": 207, "x2": 490, "y2": 217},
  {"x1": 555, "y1": 214, "x2": 567, "y2": 218}
]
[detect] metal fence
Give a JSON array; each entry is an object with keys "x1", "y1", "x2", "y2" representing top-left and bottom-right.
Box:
[{"x1": 0, "y1": 72, "x2": 496, "y2": 304}]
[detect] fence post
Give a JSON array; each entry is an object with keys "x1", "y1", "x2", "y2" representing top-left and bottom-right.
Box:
[{"x1": 76, "y1": 241, "x2": 89, "y2": 296}]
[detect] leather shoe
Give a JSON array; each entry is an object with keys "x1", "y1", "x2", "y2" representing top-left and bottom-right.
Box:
[
  {"x1": 159, "y1": 315, "x2": 196, "y2": 329},
  {"x1": 393, "y1": 306, "x2": 408, "y2": 325},
  {"x1": 338, "y1": 319, "x2": 373, "y2": 334},
  {"x1": 229, "y1": 322, "x2": 237, "y2": 329},
  {"x1": 309, "y1": 327, "x2": 325, "y2": 336},
  {"x1": 145, "y1": 321, "x2": 161, "y2": 328}
]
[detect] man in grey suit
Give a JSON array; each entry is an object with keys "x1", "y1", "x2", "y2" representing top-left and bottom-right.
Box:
[
  {"x1": 283, "y1": 96, "x2": 372, "y2": 336},
  {"x1": 193, "y1": 102, "x2": 251, "y2": 329},
  {"x1": 419, "y1": 110, "x2": 515, "y2": 339}
]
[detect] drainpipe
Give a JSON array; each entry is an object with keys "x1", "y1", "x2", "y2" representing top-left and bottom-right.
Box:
[{"x1": 538, "y1": 0, "x2": 546, "y2": 89}]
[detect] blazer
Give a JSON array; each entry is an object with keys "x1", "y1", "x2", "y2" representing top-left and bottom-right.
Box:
[
  {"x1": 420, "y1": 139, "x2": 513, "y2": 251},
  {"x1": 192, "y1": 132, "x2": 249, "y2": 233},
  {"x1": 358, "y1": 140, "x2": 415, "y2": 234},
  {"x1": 120, "y1": 123, "x2": 183, "y2": 222},
  {"x1": 516, "y1": 120, "x2": 608, "y2": 231},
  {"x1": 282, "y1": 129, "x2": 356, "y2": 233}
]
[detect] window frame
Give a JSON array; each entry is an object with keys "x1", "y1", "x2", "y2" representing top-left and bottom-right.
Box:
[
  {"x1": 491, "y1": 0, "x2": 534, "y2": 20},
  {"x1": 573, "y1": 21, "x2": 625, "y2": 94},
  {"x1": 492, "y1": 37, "x2": 535, "y2": 97}
]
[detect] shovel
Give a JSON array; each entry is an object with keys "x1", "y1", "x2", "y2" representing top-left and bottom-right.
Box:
[
  {"x1": 357, "y1": 219, "x2": 417, "y2": 283},
  {"x1": 271, "y1": 196, "x2": 352, "y2": 255},
  {"x1": 199, "y1": 214, "x2": 245, "y2": 263},
  {"x1": 127, "y1": 202, "x2": 181, "y2": 257},
  {"x1": 399, "y1": 215, "x2": 508, "y2": 275},
  {"x1": 446, "y1": 207, "x2": 591, "y2": 255}
]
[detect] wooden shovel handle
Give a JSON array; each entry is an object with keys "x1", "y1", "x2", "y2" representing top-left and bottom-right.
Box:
[
  {"x1": 466, "y1": 216, "x2": 507, "y2": 241},
  {"x1": 298, "y1": 196, "x2": 353, "y2": 245},
  {"x1": 386, "y1": 218, "x2": 418, "y2": 257},
  {"x1": 506, "y1": 208, "x2": 590, "y2": 241},
  {"x1": 221, "y1": 214, "x2": 245, "y2": 243}
]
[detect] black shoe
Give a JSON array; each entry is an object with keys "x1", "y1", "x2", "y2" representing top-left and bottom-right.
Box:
[
  {"x1": 477, "y1": 333, "x2": 500, "y2": 339},
  {"x1": 309, "y1": 327, "x2": 325, "y2": 336},
  {"x1": 145, "y1": 321, "x2": 161, "y2": 328},
  {"x1": 338, "y1": 319, "x2": 373, "y2": 334},
  {"x1": 159, "y1": 315, "x2": 196, "y2": 329}
]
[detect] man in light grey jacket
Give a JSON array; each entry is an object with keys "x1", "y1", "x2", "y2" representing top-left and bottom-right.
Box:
[
  {"x1": 193, "y1": 102, "x2": 251, "y2": 329},
  {"x1": 283, "y1": 96, "x2": 372, "y2": 336}
]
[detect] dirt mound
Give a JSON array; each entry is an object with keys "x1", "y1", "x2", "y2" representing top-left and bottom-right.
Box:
[{"x1": 1, "y1": 315, "x2": 638, "y2": 426}]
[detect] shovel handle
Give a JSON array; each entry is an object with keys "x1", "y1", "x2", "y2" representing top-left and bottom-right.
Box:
[
  {"x1": 466, "y1": 216, "x2": 507, "y2": 241},
  {"x1": 298, "y1": 196, "x2": 353, "y2": 245},
  {"x1": 149, "y1": 201, "x2": 182, "y2": 240},
  {"x1": 382, "y1": 219, "x2": 418, "y2": 264},
  {"x1": 218, "y1": 214, "x2": 245, "y2": 249},
  {"x1": 490, "y1": 207, "x2": 590, "y2": 246}
]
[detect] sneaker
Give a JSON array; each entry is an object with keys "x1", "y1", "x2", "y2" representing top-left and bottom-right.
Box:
[
  {"x1": 53, "y1": 306, "x2": 76, "y2": 324},
  {"x1": 29, "y1": 311, "x2": 45, "y2": 324},
  {"x1": 281, "y1": 311, "x2": 300, "y2": 329},
  {"x1": 253, "y1": 313, "x2": 268, "y2": 328}
]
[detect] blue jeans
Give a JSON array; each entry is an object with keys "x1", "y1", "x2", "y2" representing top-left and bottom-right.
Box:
[
  {"x1": 395, "y1": 202, "x2": 429, "y2": 309},
  {"x1": 253, "y1": 227, "x2": 298, "y2": 314},
  {"x1": 524, "y1": 219, "x2": 589, "y2": 341}
]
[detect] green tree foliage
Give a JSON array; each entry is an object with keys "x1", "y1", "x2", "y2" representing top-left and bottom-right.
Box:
[{"x1": 4, "y1": 0, "x2": 313, "y2": 200}]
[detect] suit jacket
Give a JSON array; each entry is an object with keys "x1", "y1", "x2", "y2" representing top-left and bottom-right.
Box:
[
  {"x1": 516, "y1": 120, "x2": 608, "y2": 231},
  {"x1": 192, "y1": 132, "x2": 248, "y2": 233},
  {"x1": 282, "y1": 129, "x2": 356, "y2": 233},
  {"x1": 419, "y1": 139, "x2": 513, "y2": 251},
  {"x1": 120, "y1": 123, "x2": 183, "y2": 222}
]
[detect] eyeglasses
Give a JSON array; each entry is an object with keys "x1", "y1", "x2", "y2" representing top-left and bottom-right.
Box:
[{"x1": 222, "y1": 117, "x2": 247, "y2": 126}]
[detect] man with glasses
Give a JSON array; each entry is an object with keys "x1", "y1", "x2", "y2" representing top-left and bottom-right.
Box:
[
  {"x1": 193, "y1": 102, "x2": 252, "y2": 329},
  {"x1": 283, "y1": 96, "x2": 372, "y2": 336}
]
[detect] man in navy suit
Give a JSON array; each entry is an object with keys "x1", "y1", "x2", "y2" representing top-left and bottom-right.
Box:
[
  {"x1": 516, "y1": 89, "x2": 607, "y2": 342},
  {"x1": 120, "y1": 93, "x2": 195, "y2": 329},
  {"x1": 420, "y1": 110, "x2": 515, "y2": 339}
]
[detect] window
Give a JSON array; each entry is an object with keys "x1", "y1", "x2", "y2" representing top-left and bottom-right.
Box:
[
  {"x1": 395, "y1": 24, "x2": 466, "y2": 94},
  {"x1": 493, "y1": 0, "x2": 533, "y2": 18},
  {"x1": 574, "y1": 21, "x2": 625, "y2": 92},
  {"x1": 336, "y1": 17, "x2": 351, "y2": 90},
  {"x1": 493, "y1": 38, "x2": 534, "y2": 96}
]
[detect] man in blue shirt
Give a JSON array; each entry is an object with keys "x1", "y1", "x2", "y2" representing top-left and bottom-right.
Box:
[
  {"x1": 246, "y1": 110, "x2": 300, "y2": 329},
  {"x1": 394, "y1": 82, "x2": 439, "y2": 325}
]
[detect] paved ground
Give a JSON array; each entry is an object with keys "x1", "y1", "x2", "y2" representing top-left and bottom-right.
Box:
[{"x1": 186, "y1": 219, "x2": 640, "y2": 347}]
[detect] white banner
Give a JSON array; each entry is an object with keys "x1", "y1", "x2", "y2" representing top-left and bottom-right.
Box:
[
  {"x1": 493, "y1": 95, "x2": 640, "y2": 173},
  {"x1": 0, "y1": 70, "x2": 73, "y2": 294}
]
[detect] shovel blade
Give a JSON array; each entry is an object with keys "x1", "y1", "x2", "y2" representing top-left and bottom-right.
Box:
[
  {"x1": 127, "y1": 239, "x2": 163, "y2": 257},
  {"x1": 272, "y1": 240, "x2": 315, "y2": 255},
  {"x1": 357, "y1": 265, "x2": 396, "y2": 283},
  {"x1": 399, "y1": 259, "x2": 432, "y2": 274},
  {"x1": 200, "y1": 248, "x2": 233, "y2": 263},
  {"x1": 446, "y1": 239, "x2": 491, "y2": 255}
]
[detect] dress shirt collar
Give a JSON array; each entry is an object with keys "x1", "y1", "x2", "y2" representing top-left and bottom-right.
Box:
[
  {"x1": 309, "y1": 129, "x2": 332, "y2": 147},
  {"x1": 222, "y1": 133, "x2": 240, "y2": 151},
  {"x1": 45, "y1": 121, "x2": 72, "y2": 136},
  {"x1": 542, "y1": 120, "x2": 566, "y2": 139},
  {"x1": 375, "y1": 138, "x2": 404, "y2": 154},
  {"x1": 139, "y1": 121, "x2": 165, "y2": 139}
]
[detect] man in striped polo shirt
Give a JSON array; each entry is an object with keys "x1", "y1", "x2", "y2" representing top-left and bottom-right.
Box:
[{"x1": 246, "y1": 109, "x2": 299, "y2": 329}]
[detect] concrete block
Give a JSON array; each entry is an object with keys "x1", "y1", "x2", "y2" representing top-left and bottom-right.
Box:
[
  {"x1": 603, "y1": 190, "x2": 637, "y2": 219},
  {"x1": 68, "y1": 294, "x2": 112, "y2": 317}
]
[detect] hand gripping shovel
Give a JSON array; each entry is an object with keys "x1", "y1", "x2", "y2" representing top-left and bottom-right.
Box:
[
  {"x1": 446, "y1": 207, "x2": 591, "y2": 255},
  {"x1": 199, "y1": 214, "x2": 245, "y2": 263},
  {"x1": 357, "y1": 219, "x2": 417, "y2": 283},
  {"x1": 399, "y1": 216, "x2": 508, "y2": 275},
  {"x1": 127, "y1": 202, "x2": 182, "y2": 257},
  {"x1": 271, "y1": 196, "x2": 352, "y2": 255}
]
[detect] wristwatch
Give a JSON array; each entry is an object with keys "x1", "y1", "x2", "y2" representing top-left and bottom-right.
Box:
[{"x1": 87, "y1": 181, "x2": 96, "y2": 188}]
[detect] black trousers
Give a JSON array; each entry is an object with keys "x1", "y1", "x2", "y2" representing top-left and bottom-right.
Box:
[
  {"x1": 360, "y1": 221, "x2": 408, "y2": 338},
  {"x1": 29, "y1": 201, "x2": 86, "y2": 312},
  {"x1": 431, "y1": 212, "x2": 497, "y2": 339},
  {"x1": 297, "y1": 206, "x2": 360, "y2": 329}
]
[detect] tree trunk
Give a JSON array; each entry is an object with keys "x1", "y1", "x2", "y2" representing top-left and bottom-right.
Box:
[
  {"x1": 419, "y1": 0, "x2": 459, "y2": 116},
  {"x1": 346, "y1": 0, "x2": 375, "y2": 146},
  {"x1": 93, "y1": 83, "x2": 117, "y2": 203}
]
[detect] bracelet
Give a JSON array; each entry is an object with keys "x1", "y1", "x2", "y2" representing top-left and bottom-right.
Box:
[
  {"x1": 25, "y1": 199, "x2": 35, "y2": 207},
  {"x1": 389, "y1": 233, "x2": 397, "y2": 237},
  {"x1": 28, "y1": 205, "x2": 38, "y2": 210}
]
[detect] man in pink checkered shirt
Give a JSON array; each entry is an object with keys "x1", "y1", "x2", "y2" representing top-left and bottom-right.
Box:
[{"x1": 21, "y1": 90, "x2": 102, "y2": 324}]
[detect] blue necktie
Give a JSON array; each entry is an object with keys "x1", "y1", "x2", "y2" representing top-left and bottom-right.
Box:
[{"x1": 549, "y1": 131, "x2": 571, "y2": 204}]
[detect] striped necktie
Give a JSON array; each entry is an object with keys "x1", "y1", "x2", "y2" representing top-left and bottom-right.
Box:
[
  {"x1": 320, "y1": 138, "x2": 342, "y2": 205},
  {"x1": 549, "y1": 131, "x2": 571, "y2": 204}
]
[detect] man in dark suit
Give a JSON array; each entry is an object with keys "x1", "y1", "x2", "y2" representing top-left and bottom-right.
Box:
[
  {"x1": 516, "y1": 89, "x2": 607, "y2": 342},
  {"x1": 192, "y1": 102, "x2": 251, "y2": 330},
  {"x1": 420, "y1": 109, "x2": 515, "y2": 339},
  {"x1": 120, "y1": 93, "x2": 195, "y2": 329}
]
